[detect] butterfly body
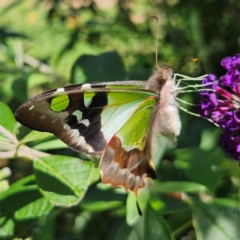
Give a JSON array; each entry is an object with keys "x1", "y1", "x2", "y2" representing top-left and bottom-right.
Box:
[
  {"x1": 146, "y1": 68, "x2": 181, "y2": 144},
  {"x1": 15, "y1": 67, "x2": 181, "y2": 195}
]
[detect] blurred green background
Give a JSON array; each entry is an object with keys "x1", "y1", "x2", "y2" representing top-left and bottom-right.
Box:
[{"x1": 0, "y1": 0, "x2": 240, "y2": 240}]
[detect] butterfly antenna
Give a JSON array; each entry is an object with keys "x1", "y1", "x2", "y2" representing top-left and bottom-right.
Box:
[
  {"x1": 151, "y1": 16, "x2": 161, "y2": 71},
  {"x1": 151, "y1": 16, "x2": 170, "y2": 83},
  {"x1": 151, "y1": 16, "x2": 198, "y2": 82},
  {"x1": 169, "y1": 57, "x2": 198, "y2": 70}
]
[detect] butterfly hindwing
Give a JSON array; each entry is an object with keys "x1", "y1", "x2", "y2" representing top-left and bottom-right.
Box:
[{"x1": 100, "y1": 96, "x2": 157, "y2": 196}]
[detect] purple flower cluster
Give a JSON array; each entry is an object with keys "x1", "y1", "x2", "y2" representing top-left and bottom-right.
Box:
[{"x1": 199, "y1": 53, "x2": 240, "y2": 160}]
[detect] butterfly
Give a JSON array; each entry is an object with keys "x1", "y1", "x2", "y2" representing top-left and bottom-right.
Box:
[{"x1": 15, "y1": 66, "x2": 181, "y2": 196}]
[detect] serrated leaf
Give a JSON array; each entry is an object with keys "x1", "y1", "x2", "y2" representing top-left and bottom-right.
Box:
[
  {"x1": 0, "y1": 102, "x2": 16, "y2": 133},
  {"x1": 34, "y1": 155, "x2": 94, "y2": 207}
]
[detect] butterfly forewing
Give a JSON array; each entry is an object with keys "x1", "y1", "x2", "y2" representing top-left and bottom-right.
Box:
[{"x1": 15, "y1": 82, "x2": 157, "y2": 156}]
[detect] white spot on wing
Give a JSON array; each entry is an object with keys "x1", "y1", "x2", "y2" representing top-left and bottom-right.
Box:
[
  {"x1": 81, "y1": 83, "x2": 91, "y2": 90},
  {"x1": 68, "y1": 129, "x2": 79, "y2": 139},
  {"x1": 56, "y1": 87, "x2": 65, "y2": 93},
  {"x1": 100, "y1": 158, "x2": 145, "y2": 193},
  {"x1": 51, "y1": 119, "x2": 57, "y2": 123},
  {"x1": 79, "y1": 119, "x2": 90, "y2": 127},
  {"x1": 73, "y1": 110, "x2": 83, "y2": 120},
  {"x1": 63, "y1": 123, "x2": 71, "y2": 130},
  {"x1": 41, "y1": 114, "x2": 46, "y2": 119},
  {"x1": 84, "y1": 92, "x2": 95, "y2": 108},
  {"x1": 63, "y1": 123, "x2": 94, "y2": 153},
  {"x1": 29, "y1": 105, "x2": 34, "y2": 111},
  {"x1": 52, "y1": 87, "x2": 65, "y2": 96}
]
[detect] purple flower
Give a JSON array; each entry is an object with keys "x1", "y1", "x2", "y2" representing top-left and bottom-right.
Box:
[
  {"x1": 220, "y1": 131, "x2": 240, "y2": 160},
  {"x1": 199, "y1": 53, "x2": 240, "y2": 160}
]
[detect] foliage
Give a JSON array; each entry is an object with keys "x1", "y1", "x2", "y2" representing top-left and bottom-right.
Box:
[{"x1": 0, "y1": 0, "x2": 240, "y2": 239}]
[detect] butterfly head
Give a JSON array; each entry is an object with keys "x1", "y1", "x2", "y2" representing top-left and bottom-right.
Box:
[
  {"x1": 159, "y1": 67, "x2": 173, "y2": 83},
  {"x1": 145, "y1": 66, "x2": 174, "y2": 93}
]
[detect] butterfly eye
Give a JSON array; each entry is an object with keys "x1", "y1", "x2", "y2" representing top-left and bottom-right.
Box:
[{"x1": 159, "y1": 67, "x2": 172, "y2": 83}]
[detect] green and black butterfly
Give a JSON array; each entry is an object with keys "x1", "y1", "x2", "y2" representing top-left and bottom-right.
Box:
[{"x1": 15, "y1": 67, "x2": 181, "y2": 196}]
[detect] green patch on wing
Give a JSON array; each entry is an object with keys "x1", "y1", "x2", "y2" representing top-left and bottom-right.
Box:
[
  {"x1": 100, "y1": 91, "x2": 157, "y2": 142},
  {"x1": 51, "y1": 94, "x2": 70, "y2": 112},
  {"x1": 84, "y1": 92, "x2": 96, "y2": 107},
  {"x1": 106, "y1": 85, "x2": 145, "y2": 90},
  {"x1": 117, "y1": 96, "x2": 157, "y2": 150},
  {"x1": 107, "y1": 90, "x2": 155, "y2": 106}
]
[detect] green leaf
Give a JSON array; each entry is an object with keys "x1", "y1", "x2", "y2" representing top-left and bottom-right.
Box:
[
  {"x1": 33, "y1": 139, "x2": 68, "y2": 150},
  {"x1": 70, "y1": 51, "x2": 126, "y2": 84},
  {"x1": 37, "y1": 211, "x2": 55, "y2": 240},
  {"x1": 152, "y1": 134, "x2": 169, "y2": 168},
  {"x1": 34, "y1": 155, "x2": 94, "y2": 207},
  {"x1": 0, "y1": 102, "x2": 16, "y2": 133},
  {"x1": 20, "y1": 130, "x2": 54, "y2": 143},
  {"x1": 0, "y1": 218, "x2": 14, "y2": 239},
  {"x1": 90, "y1": 167, "x2": 101, "y2": 184},
  {"x1": 81, "y1": 201, "x2": 122, "y2": 212},
  {"x1": 14, "y1": 197, "x2": 53, "y2": 220},
  {"x1": 118, "y1": 205, "x2": 173, "y2": 240},
  {"x1": 126, "y1": 192, "x2": 140, "y2": 226},
  {"x1": 126, "y1": 189, "x2": 149, "y2": 226},
  {"x1": 190, "y1": 198, "x2": 240, "y2": 240},
  {"x1": 28, "y1": 73, "x2": 52, "y2": 89},
  {"x1": 114, "y1": 222, "x2": 137, "y2": 240},
  {"x1": 11, "y1": 74, "x2": 29, "y2": 102},
  {"x1": 174, "y1": 148, "x2": 223, "y2": 192},
  {"x1": 96, "y1": 182, "x2": 113, "y2": 191},
  {"x1": 0, "y1": 175, "x2": 53, "y2": 238},
  {"x1": 152, "y1": 181, "x2": 207, "y2": 193},
  {"x1": 144, "y1": 205, "x2": 173, "y2": 240}
]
